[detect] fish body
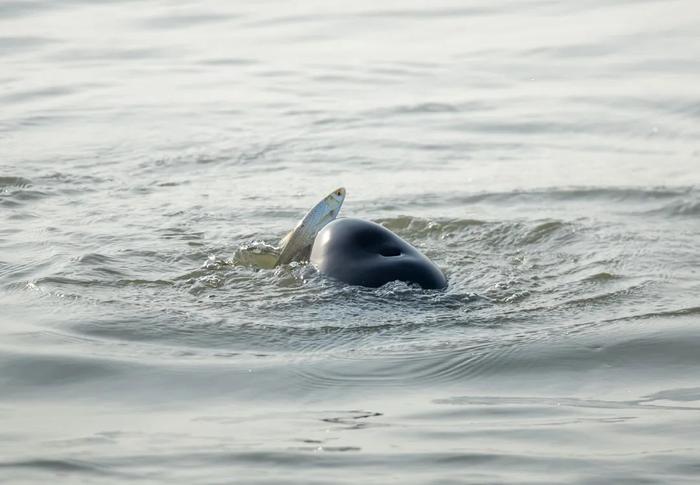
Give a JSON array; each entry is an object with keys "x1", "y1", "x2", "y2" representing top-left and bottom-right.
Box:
[{"x1": 275, "y1": 187, "x2": 346, "y2": 266}]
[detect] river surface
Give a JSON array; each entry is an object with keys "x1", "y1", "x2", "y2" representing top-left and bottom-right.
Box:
[{"x1": 2, "y1": 0, "x2": 700, "y2": 483}]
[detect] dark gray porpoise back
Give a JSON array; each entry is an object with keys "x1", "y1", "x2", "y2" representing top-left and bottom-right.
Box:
[{"x1": 310, "y1": 218, "x2": 447, "y2": 289}]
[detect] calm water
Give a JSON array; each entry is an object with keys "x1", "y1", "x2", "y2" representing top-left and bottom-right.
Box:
[{"x1": 2, "y1": 0, "x2": 700, "y2": 483}]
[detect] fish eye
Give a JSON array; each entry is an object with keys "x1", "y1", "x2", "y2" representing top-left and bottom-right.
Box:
[{"x1": 335, "y1": 190, "x2": 342, "y2": 196}]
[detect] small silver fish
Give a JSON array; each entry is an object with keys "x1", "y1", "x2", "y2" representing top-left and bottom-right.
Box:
[{"x1": 275, "y1": 187, "x2": 346, "y2": 266}]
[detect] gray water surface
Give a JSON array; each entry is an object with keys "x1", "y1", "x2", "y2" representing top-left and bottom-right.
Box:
[{"x1": 2, "y1": 0, "x2": 700, "y2": 483}]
